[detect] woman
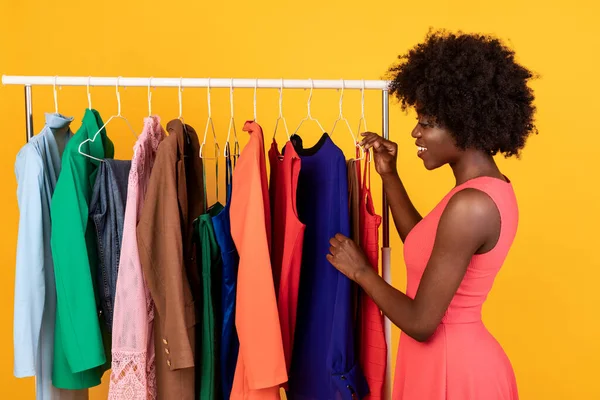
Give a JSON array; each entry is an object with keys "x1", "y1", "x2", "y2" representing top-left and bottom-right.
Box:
[{"x1": 327, "y1": 29, "x2": 537, "y2": 399}]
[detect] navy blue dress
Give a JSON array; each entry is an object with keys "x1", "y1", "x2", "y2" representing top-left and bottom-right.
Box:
[
  {"x1": 211, "y1": 156, "x2": 239, "y2": 400},
  {"x1": 288, "y1": 133, "x2": 368, "y2": 400}
]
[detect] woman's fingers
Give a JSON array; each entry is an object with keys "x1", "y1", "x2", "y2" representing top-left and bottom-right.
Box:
[
  {"x1": 334, "y1": 233, "x2": 350, "y2": 242},
  {"x1": 329, "y1": 236, "x2": 342, "y2": 247},
  {"x1": 360, "y1": 135, "x2": 380, "y2": 148},
  {"x1": 359, "y1": 131, "x2": 380, "y2": 145},
  {"x1": 364, "y1": 137, "x2": 387, "y2": 152}
]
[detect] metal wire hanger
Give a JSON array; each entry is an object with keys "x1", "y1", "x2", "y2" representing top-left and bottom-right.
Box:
[
  {"x1": 293, "y1": 78, "x2": 325, "y2": 135},
  {"x1": 274, "y1": 78, "x2": 291, "y2": 142},
  {"x1": 176, "y1": 77, "x2": 193, "y2": 144},
  {"x1": 253, "y1": 78, "x2": 258, "y2": 122},
  {"x1": 200, "y1": 78, "x2": 220, "y2": 202},
  {"x1": 331, "y1": 78, "x2": 364, "y2": 161},
  {"x1": 357, "y1": 79, "x2": 369, "y2": 162},
  {"x1": 86, "y1": 76, "x2": 92, "y2": 110},
  {"x1": 53, "y1": 75, "x2": 59, "y2": 114},
  {"x1": 224, "y1": 78, "x2": 240, "y2": 160},
  {"x1": 147, "y1": 77, "x2": 153, "y2": 117},
  {"x1": 78, "y1": 76, "x2": 137, "y2": 162}
]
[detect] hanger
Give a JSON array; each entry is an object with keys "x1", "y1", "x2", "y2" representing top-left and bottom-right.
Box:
[
  {"x1": 199, "y1": 78, "x2": 220, "y2": 159},
  {"x1": 253, "y1": 78, "x2": 258, "y2": 122},
  {"x1": 273, "y1": 79, "x2": 291, "y2": 160},
  {"x1": 331, "y1": 79, "x2": 364, "y2": 161},
  {"x1": 224, "y1": 78, "x2": 240, "y2": 159},
  {"x1": 357, "y1": 79, "x2": 368, "y2": 135},
  {"x1": 200, "y1": 78, "x2": 220, "y2": 201},
  {"x1": 274, "y1": 78, "x2": 291, "y2": 142},
  {"x1": 87, "y1": 76, "x2": 92, "y2": 110},
  {"x1": 147, "y1": 77, "x2": 153, "y2": 117},
  {"x1": 293, "y1": 78, "x2": 325, "y2": 135},
  {"x1": 78, "y1": 76, "x2": 137, "y2": 162},
  {"x1": 357, "y1": 79, "x2": 369, "y2": 162},
  {"x1": 177, "y1": 77, "x2": 184, "y2": 123},
  {"x1": 177, "y1": 77, "x2": 191, "y2": 144},
  {"x1": 53, "y1": 76, "x2": 59, "y2": 114}
]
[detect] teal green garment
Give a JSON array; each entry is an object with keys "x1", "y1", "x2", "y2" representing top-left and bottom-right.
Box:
[
  {"x1": 194, "y1": 202, "x2": 224, "y2": 400},
  {"x1": 50, "y1": 109, "x2": 114, "y2": 389}
]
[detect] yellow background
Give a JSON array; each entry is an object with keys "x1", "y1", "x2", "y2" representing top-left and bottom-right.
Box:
[{"x1": 1, "y1": 0, "x2": 598, "y2": 399}]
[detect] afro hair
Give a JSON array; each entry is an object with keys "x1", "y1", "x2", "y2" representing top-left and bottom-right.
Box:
[{"x1": 387, "y1": 29, "x2": 538, "y2": 158}]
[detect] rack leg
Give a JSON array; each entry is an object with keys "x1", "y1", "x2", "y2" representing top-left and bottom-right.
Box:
[
  {"x1": 381, "y1": 89, "x2": 393, "y2": 399},
  {"x1": 381, "y1": 92, "x2": 390, "y2": 247},
  {"x1": 25, "y1": 85, "x2": 33, "y2": 142}
]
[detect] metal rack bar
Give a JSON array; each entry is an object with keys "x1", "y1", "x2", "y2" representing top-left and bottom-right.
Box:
[{"x1": 3, "y1": 75, "x2": 388, "y2": 90}]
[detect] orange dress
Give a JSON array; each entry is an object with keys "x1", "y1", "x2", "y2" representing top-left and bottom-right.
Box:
[
  {"x1": 229, "y1": 121, "x2": 287, "y2": 399},
  {"x1": 393, "y1": 176, "x2": 519, "y2": 400}
]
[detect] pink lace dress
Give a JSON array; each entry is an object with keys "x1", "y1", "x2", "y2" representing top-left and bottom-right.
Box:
[{"x1": 108, "y1": 116, "x2": 166, "y2": 400}]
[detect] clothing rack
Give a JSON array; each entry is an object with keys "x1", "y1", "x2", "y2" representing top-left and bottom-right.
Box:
[{"x1": 2, "y1": 74, "x2": 394, "y2": 399}]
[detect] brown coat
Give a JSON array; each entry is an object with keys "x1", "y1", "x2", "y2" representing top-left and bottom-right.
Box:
[{"x1": 137, "y1": 119, "x2": 204, "y2": 399}]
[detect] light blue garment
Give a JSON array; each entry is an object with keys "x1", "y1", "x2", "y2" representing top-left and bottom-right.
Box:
[{"x1": 14, "y1": 113, "x2": 88, "y2": 400}]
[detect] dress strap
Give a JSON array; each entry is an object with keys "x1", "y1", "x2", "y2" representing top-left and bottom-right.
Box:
[
  {"x1": 362, "y1": 149, "x2": 371, "y2": 192},
  {"x1": 215, "y1": 145, "x2": 219, "y2": 203},
  {"x1": 225, "y1": 153, "x2": 233, "y2": 204}
]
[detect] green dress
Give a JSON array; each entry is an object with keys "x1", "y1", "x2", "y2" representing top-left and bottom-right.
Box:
[
  {"x1": 50, "y1": 109, "x2": 113, "y2": 389},
  {"x1": 194, "y1": 202, "x2": 224, "y2": 400}
]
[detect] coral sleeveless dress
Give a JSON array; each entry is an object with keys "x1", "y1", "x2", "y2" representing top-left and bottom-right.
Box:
[{"x1": 393, "y1": 176, "x2": 519, "y2": 400}]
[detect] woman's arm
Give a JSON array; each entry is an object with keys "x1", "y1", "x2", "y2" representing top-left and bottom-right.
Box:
[
  {"x1": 381, "y1": 171, "x2": 422, "y2": 242},
  {"x1": 328, "y1": 188, "x2": 500, "y2": 342},
  {"x1": 360, "y1": 132, "x2": 421, "y2": 241}
]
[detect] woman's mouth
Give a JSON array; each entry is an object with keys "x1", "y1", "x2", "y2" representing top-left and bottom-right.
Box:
[{"x1": 417, "y1": 145, "x2": 428, "y2": 157}]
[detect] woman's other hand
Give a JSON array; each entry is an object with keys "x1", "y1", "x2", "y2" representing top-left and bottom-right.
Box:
[{"x1": 326, "y1": 233, "x2": 372, "y2": 283}]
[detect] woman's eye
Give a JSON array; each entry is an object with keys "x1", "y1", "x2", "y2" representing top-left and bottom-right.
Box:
[{"x1": 418, "y1": 122, "x2": 431, "y2": 128}]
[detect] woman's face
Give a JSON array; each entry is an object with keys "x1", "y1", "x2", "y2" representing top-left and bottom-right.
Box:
[{"x1": 411, "y1": 113, "x2": 461, "y2": 170}]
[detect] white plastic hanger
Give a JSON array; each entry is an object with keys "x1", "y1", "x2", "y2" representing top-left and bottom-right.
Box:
[
  {"x1": 273, "y1": 78, "x2": 290, "y2": 142},
  {"x1": 53, "y1": 76, "x2": 59, "y2": 113},
  {"x1": 330, "y1": 79, "x2": 364, "y2": 161},
  {"x1": 78, "y1": 76, "x2": 137, "y2": 162},
  {"x1": 224, "y1": 78, "x2": 240, "y2": 158},
  {"x1": 86, "y1": 76, "x2": 92, "y2": 110},
  {"x1": 147, "y1": 77, "x2": 153, "y2": 117},
  {"x1": 293, "y1": 79, "x2": 325, "y2": 135}
]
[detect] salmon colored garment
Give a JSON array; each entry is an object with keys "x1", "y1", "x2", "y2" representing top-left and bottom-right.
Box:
[
  {"x1": 268, "y1": 140, "x2": 306, "y2": 373},
  {"x1": 393, "y1": 176, "x2": 519, "y2": 400},
  {"x1": 357, "y1": 154, "x2": 386, "y2": 400},
  {"x1": 230, "y1": 121, "x2": 287, "y2": 399}
]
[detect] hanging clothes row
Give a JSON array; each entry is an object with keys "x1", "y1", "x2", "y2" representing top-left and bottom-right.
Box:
[{"x1": 13, "y1": 106, "x2": 387, "y2": 400}]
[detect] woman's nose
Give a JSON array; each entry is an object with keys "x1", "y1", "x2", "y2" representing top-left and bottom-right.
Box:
[{"x1": 411, "y1": 126, "x2": 421, "y2": 139}]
